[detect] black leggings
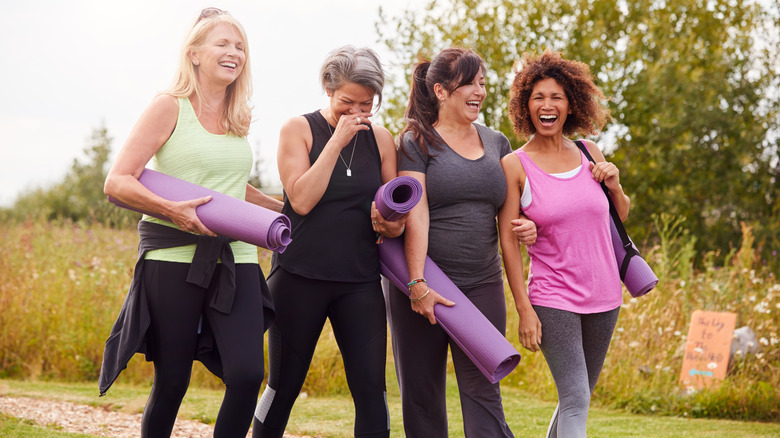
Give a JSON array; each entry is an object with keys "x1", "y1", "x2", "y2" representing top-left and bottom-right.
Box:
[
  {"x1": 252, "y1": 268, "x2": 389, "y2": 438},
  {"x1": 141, "y1": 261, "x2": 267, "y2": 438}
]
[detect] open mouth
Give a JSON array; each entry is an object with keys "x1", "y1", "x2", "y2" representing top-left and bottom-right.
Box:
[
  {"x1": 219, "y1": 61, "x2": 237, "y2": 69},
  {"x1": 539, "y1": 114, "x2": 558, "y2": 127},
  {"x1": 467, "y1": 100, "x2": 481, "y2": 109}
]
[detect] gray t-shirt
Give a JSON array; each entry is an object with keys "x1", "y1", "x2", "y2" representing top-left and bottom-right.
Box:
[{"x1": 399, "y1": 124, "x2": 512, "y2": 289}]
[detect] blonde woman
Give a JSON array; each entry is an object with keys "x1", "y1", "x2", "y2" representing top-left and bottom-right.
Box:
[{"x1": 99, "y1": 8, "x2": 281, "y2": 437}]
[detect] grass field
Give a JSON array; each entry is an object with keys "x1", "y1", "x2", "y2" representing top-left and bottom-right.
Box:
[{"x1": 1, "y1": 375, "x2": 779, "y2": 437}]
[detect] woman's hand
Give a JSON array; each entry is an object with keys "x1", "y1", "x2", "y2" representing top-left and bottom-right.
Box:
[
  {"x1": 370, "y1": 202, "x2": 407, "y2": 238},
  {"x1": 589, "y1": 160, "x2": 621, "y2": 192},
  {"x1": 330, "y1": 112, "x2": 372, "y2": 150},
  {"x1": 517, "y1": 308, "x2": 542, "y2": 352},
  {"x1": 167, "y1": 196, "x2": 216, "y2": 236},
  {"x1": 510, "y1": 215, "x2": 537, "y2": 246},
  {"x1": 409, "y1": 283, "x2": 454, "y2": 325}
]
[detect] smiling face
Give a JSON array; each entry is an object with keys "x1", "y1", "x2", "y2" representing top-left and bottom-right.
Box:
[
  {"x1": 326, "y1": 82, "x2": 375, "y2": 125},
  {"x1": 439, "y1": 70, "x2": 486, "y2": 124},
  {"x1": 528, "y1": 77, "x2": 571, "y2": 137},
  {"x1": 189, "y1": 23, "x2": 246, "y2": 88}
]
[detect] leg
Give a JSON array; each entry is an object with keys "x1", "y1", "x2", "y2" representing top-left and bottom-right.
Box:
[
  {"x1": 450, "y1": 282, "x2": 514, "y2": 438},
  {"x1": 142, "y1": 261, "x2": 205, "y2": 438},
  {"x1": 581, "y1": 308, "x2": 620, "y2": 393},
  {"x1": 329, "y1": 280, "x2": 390, "y2": 438},
  {"x1": 386, "y1": 283, "x2": 449, "y2": 438},
  {"x1": 206, "y1": 264, "x2": 269, "y2": 437},
  {"x1": 252, "y1": 269, "x2": 329, "y2": 438},
  {"x1": 533, "y1": 306, "x2": 589, "y2": 438}
]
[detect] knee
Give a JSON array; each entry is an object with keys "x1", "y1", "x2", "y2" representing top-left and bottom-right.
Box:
[
  {"x1": 560, "y1": 388, "x2": 591, "y2": 413},
  {"x1": 154, "y1": 374, "x2": 191, "y2": 402},
  {"x1": 226, "y1": 365, "x2": 264, "y2": 394}
]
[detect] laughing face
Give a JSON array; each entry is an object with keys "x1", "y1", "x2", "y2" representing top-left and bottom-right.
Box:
[
  {"x1": 190, "y1": 23, "x2": 246, "y2": 87},
  {"x1": 440, "y1": 70, "x2": 486, "y2": 123},
  {"x1": 528, "y1": 77, "x2": 571, "y2": 136}
]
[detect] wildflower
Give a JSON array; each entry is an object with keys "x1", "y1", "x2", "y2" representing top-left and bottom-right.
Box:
[
  {"x1": 299, "y1": 392, "x2": 308, "y2": 400},
  {"x1": 680, "y1": 280, "x2": 686, "y2": 287},
  {"x1": 759, "y1": 337, "x2": 769, "y2": 346},
  {"x1": 630, "y1": 297, "x2": 638, "y2": 304},
  {"x1": 617, "y1": 327, "x2": 624, "y2": 333},
  {"x1": 674, "y1": 331, "x2": 682, "y2": 336},
  {"x1": 68, "y1": 269, "x2": 77, "y2": 281},
  {"x1": 707, "y1": 362, "x2": 717, "y2": 370},
  {"x1": 694, "y1": 347, "x2": 704, "y2": 354},
  {"x1": 749, "y1": 295, "x2": 757, "y2": 302},
  {"x1": 629, "y1": 341, "x2": 639, "y2": 348}
]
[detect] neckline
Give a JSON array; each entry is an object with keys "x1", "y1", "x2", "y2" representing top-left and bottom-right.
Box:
[
  {"x1": 433, "y1": 123, "x2": 486, "y2": 161},
  {"x1": 517, "y1": 149, "x2": 586, "y2": 181},
  {"x1": 186, "y1": 97, "x2": 228, "y2": 137}
]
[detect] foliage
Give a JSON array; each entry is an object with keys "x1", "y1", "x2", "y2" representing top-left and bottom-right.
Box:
[
  {"x1": 1, "y1": 124, "x2": 139, "y2": 228},
  {"x1": 1, "y1": 217, "x2": 777, "y2": 421},
  {"x1": 376, "y1": 0, "x2": 780, "y2": 267}
]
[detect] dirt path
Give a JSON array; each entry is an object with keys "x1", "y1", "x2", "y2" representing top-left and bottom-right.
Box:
[{"x1": 0, "y1": 395, "x2": 309, "y2": 437}]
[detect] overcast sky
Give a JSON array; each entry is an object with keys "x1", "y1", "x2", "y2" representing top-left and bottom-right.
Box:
[{"x1": 0, "y1": 0, "x2": 414, "y2": 206}]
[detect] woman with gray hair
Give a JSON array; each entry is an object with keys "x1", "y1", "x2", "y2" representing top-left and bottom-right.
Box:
[{"x1": 251, "y1": 46, "x2": 404, "y2": 438}]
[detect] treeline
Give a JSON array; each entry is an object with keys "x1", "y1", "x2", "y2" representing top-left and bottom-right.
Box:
[
  {"x1": 377, "y1": 0, "x2": 779, "y2": 268},
  {"x1": 2, "y1": 0, "x2": 778, "y2": 271}
]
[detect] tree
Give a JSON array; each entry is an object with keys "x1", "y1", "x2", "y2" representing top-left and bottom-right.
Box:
[{"x1": 376, "y1": 0, "x2": 779, "y2": 262}]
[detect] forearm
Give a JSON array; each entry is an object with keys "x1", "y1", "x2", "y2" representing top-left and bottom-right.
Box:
[{"x1": 245, "y1": 184, "x2": 283, "y2": 213}]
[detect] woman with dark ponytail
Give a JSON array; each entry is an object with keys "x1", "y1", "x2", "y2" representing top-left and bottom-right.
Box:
[{"x1": 385, "y1": 48, "x2": 534, "y2": 437}]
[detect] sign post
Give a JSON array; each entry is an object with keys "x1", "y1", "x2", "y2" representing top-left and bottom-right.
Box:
[{"x1": 679, "y1": 310, "x2": 737, "y2": 390}]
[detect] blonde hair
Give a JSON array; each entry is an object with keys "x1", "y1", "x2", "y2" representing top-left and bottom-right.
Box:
[{"x1": 166, "y1": 12, "x2": 253, "y2": 137}]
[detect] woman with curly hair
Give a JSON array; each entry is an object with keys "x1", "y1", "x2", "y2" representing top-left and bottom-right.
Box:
[{"x1": 497, "y1": 50, "x2": 630, "y2": 438}]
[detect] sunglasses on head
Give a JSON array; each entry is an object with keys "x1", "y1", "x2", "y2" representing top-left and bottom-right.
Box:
[{"x1": 196, "y1": 7, "x2": 229, "y2": 23}]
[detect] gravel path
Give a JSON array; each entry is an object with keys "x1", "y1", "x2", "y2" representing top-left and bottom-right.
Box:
[{"x1": 0, "y1": 395, "x2": 309, "y2": 437}]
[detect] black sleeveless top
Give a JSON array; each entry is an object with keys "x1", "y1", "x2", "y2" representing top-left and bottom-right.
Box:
[{"x1": 272, "y1": 110, "x2": 383, "y2": 282}]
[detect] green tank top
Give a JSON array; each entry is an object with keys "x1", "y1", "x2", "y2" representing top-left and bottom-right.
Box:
[{"x1": 143, "y1": 97, "x2": 258, "y2": 264}]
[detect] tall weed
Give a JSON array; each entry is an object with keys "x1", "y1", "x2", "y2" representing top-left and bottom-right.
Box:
[{"x1": 0, "y1": 217, "x2": 777, "y2": 420}]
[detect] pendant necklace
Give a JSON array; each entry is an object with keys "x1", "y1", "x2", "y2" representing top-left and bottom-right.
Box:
[{"x1": 326, "y1": 122, "x2": 357, "y2": 177}]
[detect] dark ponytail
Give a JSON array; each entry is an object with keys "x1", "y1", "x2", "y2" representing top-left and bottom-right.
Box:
[{"x1": 400, "y1": 48, "x2": 486, "y2": 159}]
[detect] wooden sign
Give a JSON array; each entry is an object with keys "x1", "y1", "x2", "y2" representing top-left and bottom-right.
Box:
[{"x1": 679, "y1": 310, "x2": 737, "y2": 389}]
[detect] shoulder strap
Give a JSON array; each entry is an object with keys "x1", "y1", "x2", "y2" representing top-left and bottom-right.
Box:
[{"x1": 574, "y1": 140, "x2": 638, "y2": 280}]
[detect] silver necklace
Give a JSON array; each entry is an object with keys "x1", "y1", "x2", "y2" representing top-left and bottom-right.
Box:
[{"x1": 326, "y1": 122, "x2": 357, "y2": 177}]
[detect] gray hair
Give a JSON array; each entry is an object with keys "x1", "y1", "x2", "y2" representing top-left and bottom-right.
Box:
[{"x1": 320, "y1": 46, "x2": 385, "y2": 109}]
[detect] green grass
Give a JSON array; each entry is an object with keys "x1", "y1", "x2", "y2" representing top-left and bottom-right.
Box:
[{"x1": 2, "y1": 377, "x2": 779, "y2": 437}]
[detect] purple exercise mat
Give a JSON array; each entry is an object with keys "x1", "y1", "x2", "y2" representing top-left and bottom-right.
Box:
[
  {"x1": 108, "y1": 169, "x2": 292, "y2": 253},
  {"x1": 610, "y1": 218, "x2": 658, "y2": 297},
  {"x1": 379, "y1": 238, "x2": 521, "y2": 383},
  {"x1": 373, "y1": 176, "x2": 423, "y2": 221},
  {"x1": 374, "y1": 176, "x2": 520, "y2": 383}
]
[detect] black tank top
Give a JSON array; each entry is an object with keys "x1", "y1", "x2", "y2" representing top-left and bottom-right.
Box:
[{"x1": 273, "y1": 110, "x2": 383, "y2": 282}]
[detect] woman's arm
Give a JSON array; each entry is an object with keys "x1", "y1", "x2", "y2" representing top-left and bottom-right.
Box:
[
  {"x1": 278, "y1": 112, "x2": 371, "y2": 216},
  {"x1": 583, "y1": 139, "x2": 631, "y2": 221},
  {"x1": 104, "y1": 95, "x2": 215, "y2": 236},
  {"x1": 497, "y1": 154, "x2": 542, "y2": 352},
  {"x1": 245, "y1": 184, "x2": 283, "y2": 213},
  {"x1": 399, "y1": 170, "x2": 454, "y2": 324}
]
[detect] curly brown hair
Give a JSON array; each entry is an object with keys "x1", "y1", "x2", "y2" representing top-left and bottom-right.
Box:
[{"x1": 508, "y1": 50, "x2": 610, "y2": 139}]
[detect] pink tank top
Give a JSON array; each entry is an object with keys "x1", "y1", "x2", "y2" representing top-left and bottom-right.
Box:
[{"x1": 515, "y1": 148, "x2": 622, "y2": 313}]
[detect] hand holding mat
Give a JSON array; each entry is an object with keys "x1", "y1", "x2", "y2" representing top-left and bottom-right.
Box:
[
  {"x1": 108, "y1": 169, "x2": 292, "y2": 253},
  {"x1": 379, "y1": 237, "x2": 521, "y2": 383}
]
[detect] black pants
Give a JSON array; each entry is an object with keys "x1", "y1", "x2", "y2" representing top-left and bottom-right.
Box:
[
  {"x1": 141, "y1": 261, "x2": 267, "y2": 438},
  {"x1": 252, "y1": 268, "x2": 389, "y2": 438}
]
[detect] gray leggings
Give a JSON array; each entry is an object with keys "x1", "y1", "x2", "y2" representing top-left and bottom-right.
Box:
[{"x1": 533, "y1": 305, "x2": 620, "y2": 438}]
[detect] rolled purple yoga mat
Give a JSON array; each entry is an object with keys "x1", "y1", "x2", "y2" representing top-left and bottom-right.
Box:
[
  {"x1": 379, "y1": 238, "x2": 521, "y2": 383},
  {"x1": 610, "y1": 218, "x2": 658, "y2": 297},
  {"x1": 373, "y1": 176, "x2": 423, "y2": 221},
  {"x1": 108, "y1": 169, "x2": 292, "y2": 253}
]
